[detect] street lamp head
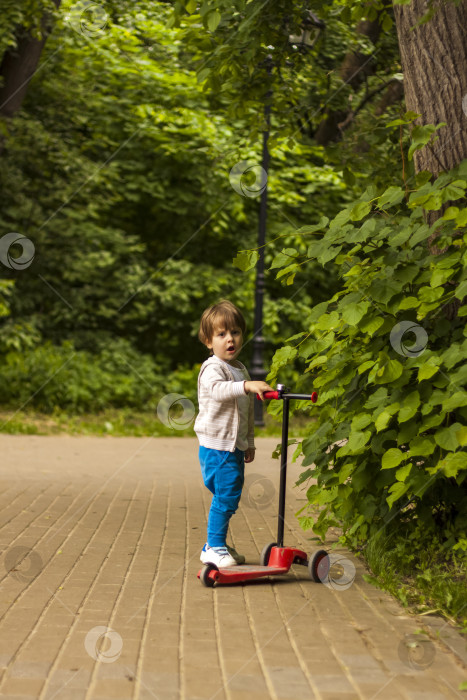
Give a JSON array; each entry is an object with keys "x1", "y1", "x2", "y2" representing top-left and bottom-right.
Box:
[{"x1": 288, "y1": 10, "x2": 325, "y2": 50}]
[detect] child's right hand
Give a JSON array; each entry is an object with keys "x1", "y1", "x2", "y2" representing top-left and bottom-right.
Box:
[{"x1": 244, "y1": 381, "x2": 274, "y2": 400}]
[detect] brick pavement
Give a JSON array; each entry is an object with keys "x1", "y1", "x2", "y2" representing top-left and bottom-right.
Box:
[{"x1": 0, "y1": 435, "x2": 465, "y2": 700}]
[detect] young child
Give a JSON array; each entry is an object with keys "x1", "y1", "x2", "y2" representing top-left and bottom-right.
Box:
[{"x1": 194, "y1": 300, "x2": 273, "y2": 568}]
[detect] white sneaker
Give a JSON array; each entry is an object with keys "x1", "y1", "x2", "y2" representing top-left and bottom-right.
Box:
[
  {"x1": 200, "y1": 544, "x2": 237, "y2": 568},
  {"x1": 226, "y1": 545, "x2": 245, "y2": 564}
]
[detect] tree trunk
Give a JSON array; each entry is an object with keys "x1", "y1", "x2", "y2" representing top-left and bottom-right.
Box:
[
  {"x1": 0, "y1": 0, "x2": 61, "y2": 119},
  {"x1": 394, "y1": 0, "x2": 467, "y2": 317},
  {"x1": 393, "y1": 0, "x2": 467, "y2": 176}
]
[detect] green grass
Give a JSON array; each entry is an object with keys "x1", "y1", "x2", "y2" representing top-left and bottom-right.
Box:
[
  {"x1": 0, "y1": 407, "x2": 315, "y2": 438},
  {"x1": 361, "y1": 527, "x2": 467, "y2": 633}
]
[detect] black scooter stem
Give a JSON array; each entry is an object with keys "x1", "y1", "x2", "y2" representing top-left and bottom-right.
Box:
[
  {"x1": 256, "y1": 387, "x2": 318, "y2": 548},
  {"x1": 277, "y1": 397, "x2": 289, "y2": 548}
]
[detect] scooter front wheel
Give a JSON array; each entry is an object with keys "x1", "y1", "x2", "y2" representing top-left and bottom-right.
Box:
[
  {"x1": 260, "y1": 542, "x2": 277, "y2": 566},
  {"x1": 309, "y1": 549, "x2": 330, "y2": 583},
  {"x1": 200, "y1": 563, "x2": 219, "y2": 587}
]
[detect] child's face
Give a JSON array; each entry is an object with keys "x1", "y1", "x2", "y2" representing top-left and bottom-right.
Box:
[{"x1": 207, "y1": 325, "x2": 243, "y2": 364}]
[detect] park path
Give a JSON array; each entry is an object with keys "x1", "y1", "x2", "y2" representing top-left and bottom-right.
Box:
[{"x1": 0, "y1": 435, "x2": 465, "y2": 700}]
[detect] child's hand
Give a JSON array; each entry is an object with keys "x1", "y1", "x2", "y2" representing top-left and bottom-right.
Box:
[
  {"x1": 244, "y1": 380, "x2": 274, "y2": 400},
  {"x1": 245, "y1": 448, "x2": 255, "y2": 463}
]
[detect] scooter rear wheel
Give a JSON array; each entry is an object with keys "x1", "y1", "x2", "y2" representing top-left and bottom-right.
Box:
[
  {"x1": 309, "y1": 549, "x2": 330, "y2": 583},
  {"x1": 200, "y1": 563, "x2": 219, "y2": 587},
  {"x1": 260, "y1": 542, "x2": 277, "y2": 566}
]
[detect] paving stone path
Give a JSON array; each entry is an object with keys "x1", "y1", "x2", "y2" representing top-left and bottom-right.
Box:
[{"x1": 0, "y1": 436, "x2": 465, "y2": 700}]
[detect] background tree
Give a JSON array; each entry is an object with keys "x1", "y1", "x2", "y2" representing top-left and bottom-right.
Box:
[{"x1": 393, "y1": 0, "x2": 467, "y2": 177}]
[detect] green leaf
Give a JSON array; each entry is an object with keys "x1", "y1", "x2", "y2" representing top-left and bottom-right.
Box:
[
  {"x1": 329, "y1": 209, "x2": 350, "y2": 229},
  {"x1": 408, "y1": 123, "x2": 446, "y2": 161},
  {"x1": 455, "y1": 280, "x2": 467, "y2": 300},
  {"x1": 409, "y1": 436, "x2": 435, "y2": 457},
  {"x1": 350, "y1": 201, "x2": 371, "y2": 221},
  {"x1": 359, "y1": 316, "x2": 384, "y2": 335},
  {"x1": 347, "y1": 430, "x2": 372, "y2": 452},
  {"x1": 358, "y1": 360, "x2": 376, "y2": 375},
  {"x1": 341, "y1": 301, "x2": 370, "y2": 326},
  {"x1": 382, "y1": 447, "x2": 405, "y2": 469},
  {"x1": 197, "y1": 67, "x2": 211, "y2": 83},
  {"x1": 434, "y1": 423, "x2": 463, "y2": 452},
  {"x1": 308, "y1": 302, "x2": 329, "y2": 323},
  {"x1": 455, "y1": 209, "x2": 467, "y2": 227},
  {"x1": 418, "y1": 363, "x2": 439, "y2": 381},
  {"x1": 315, "y1": 311, "x2": 340, "y2": 331},
  {"x1": 351, "y1": 414, "x2": 372, "y2": 431},
  {"x1": 377, "y1": 186, "x2": 404, "y2": 209},
  {"x1": 457, "y1": 426, "x2": 467, "y2": 447},
  {"x1": 375, "y1": 410, "x2": 393, "y2": 432},
  {"x1": 398, "y1": 390, "x2": 420, "y2": 423},
  {"x1": 207, "y1": 10, "x2": 221, "y2": 31},
  {"x1": 442, "y1": 391, "x2": 467, "y2": 412},
  {"x1": 368, "y1": 279, "x2": 402, "y2": 304},
  {"x1": 398, "y1": 296, "x2": 420, "y2": 310},
  {"x1": 386, "y1": 481, "x2": 410, "y2": 509},
  {"x1": 443, "y1": 180, "x2": 467, "y2": 202},
  {"x1": 442, "y1": 206, "x2": 459, "y2": 220},
  {"x1": 395, "y1": 463, "x2": 412, "y2": 482},
  {"x1": 437, "y1": 452, "x2": 467, "y2": 478},
  {"x1": 370, "y1": 359, "x2": 403, "y2": 385},
  {"x1": 270, "y1": 248, "x2": 297, "y2": 270},
  {"x1": 233, "y1": 250, "x2": 259, "y2": 271},
  {"x1": 419, "y1": 285, "x2": 444, "y2": 303},
  {"x1": 309, "y1": 355, "x2": 327, "y2": 369},
  {"x1": 430, "y1": 267, "x2": 454, "y2": 288},
  {"x1": 318, "y1": 245, "x2": 342, "y2": 265},
  {"x1": 381, "y1": 12, "x2": 393, "y2": 31},
  {"x1": 298, "y1": 216, "x2": 329, "y2": 234}
]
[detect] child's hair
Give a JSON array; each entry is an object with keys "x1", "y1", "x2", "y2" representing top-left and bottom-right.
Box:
[{"x1": 198, "y1": 300, "x2": 246, "y2": 349}]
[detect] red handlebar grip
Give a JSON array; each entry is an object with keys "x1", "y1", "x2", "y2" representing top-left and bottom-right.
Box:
[
  {"x1": 311, "y1": 391, "x2": 318, "y2": 403},
  {"x1": 256, "y1": 391, "x2": 279, "y2": 400}
]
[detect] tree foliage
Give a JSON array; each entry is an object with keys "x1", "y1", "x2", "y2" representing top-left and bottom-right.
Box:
[{"x1": 0, "y1": 1, "x2": 353, "y2": 411}]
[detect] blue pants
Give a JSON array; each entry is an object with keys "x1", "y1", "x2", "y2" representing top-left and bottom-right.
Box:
[{"x1": 199, "y1": 446, "x2": 245, "y2": 547}]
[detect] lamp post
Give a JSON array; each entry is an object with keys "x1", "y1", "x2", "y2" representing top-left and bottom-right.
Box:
[{"x1": 251, "y1": 14, "x2": 324, "y2": 426}]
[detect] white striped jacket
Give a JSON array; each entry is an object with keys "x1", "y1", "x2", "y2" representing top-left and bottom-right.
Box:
[{"x1": 194, "y1": 355, "x2": 255, "y2": 452}]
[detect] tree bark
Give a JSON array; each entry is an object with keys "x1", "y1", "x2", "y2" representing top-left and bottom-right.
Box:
[
  {"x1": 394, "y1": 0, "x2": 467, "y2": 317},
  {"x1": 393, "y1": 0, "x2": 467, "y2": 176},
  {"x1": 0, "y1": 0, "x2": 61, "y2": 119}
]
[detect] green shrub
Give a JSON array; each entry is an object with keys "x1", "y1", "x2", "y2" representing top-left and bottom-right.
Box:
[
  {"x1": 0, "y1": 339, "x2": 168, "y2": 413},
  {"x1": 265, "y1": 160, "x2": 467, "y2": 554}
]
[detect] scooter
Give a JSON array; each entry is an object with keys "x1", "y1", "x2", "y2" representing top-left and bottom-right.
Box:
[{"x1": 198, "y1": 384, "x2": 330, "y2": 587}]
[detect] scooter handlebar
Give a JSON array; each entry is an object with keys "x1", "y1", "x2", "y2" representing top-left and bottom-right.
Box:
[
  {"x1": 257, "y1": 391, "x2": 318, "y2": 403},
  {"x1": 262, "y1": 390, "x2": 279, "y2": 400}
]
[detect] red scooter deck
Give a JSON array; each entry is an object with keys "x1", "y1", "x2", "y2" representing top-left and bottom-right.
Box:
[
  {"x1": 198, "y1": 564, "x2": 289, "y2": 585},
  {"x1": 197, "y1": 545, "x2": 320, "y2": 586}
]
